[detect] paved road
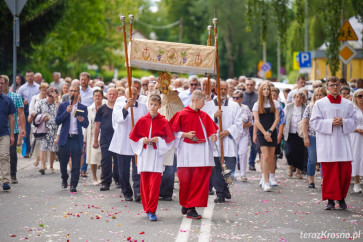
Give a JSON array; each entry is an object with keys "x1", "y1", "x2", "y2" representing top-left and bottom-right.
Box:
[{"x1": 0, "y1": 155, "x2": 362, "y2": 242}]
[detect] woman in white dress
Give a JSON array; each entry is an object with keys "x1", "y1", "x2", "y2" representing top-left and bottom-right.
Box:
[
  {"x1": 351, "y1": 89, "x2": 363, "y2": 193},
  {"x1": 85, "y1": 89, "x2": 106, "y2": 185}
]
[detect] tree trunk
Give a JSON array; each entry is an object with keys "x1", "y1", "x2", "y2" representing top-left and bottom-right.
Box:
[{"x1": 223, "y1": 25, "x2": 235, "y2": 77}]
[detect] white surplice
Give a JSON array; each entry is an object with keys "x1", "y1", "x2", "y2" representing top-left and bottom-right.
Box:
[
  {"x1": 130, "y1": 121, "x2": 174, "y2": 174},
  {"x1": 310, "y1": 97, "x2": 357, "y2": 163},
  {"x1": 174, "y1": 117, "x2": 216, "y2": 167},
  {"x1": 202, "y1": 99, "x2": 243, "y2": 157},
  {"x1": 350, "y1": 106, "x2": 363, "y2": 176},
  {"x1": 109, "y1": 97, "x2": 148, "y2": 155}
]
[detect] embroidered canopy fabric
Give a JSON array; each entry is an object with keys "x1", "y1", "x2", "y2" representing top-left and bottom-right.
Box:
[{"x1": 129, "y1": 39, "x2": 216, "y2": 75}]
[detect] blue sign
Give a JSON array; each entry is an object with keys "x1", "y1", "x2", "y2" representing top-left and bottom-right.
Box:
[
  {"x1": 261, "y1": 62, "x2": 271, "y2": 72},
  {"x1": 298, "y1": 52, "x2": 312, "y2": 68}
]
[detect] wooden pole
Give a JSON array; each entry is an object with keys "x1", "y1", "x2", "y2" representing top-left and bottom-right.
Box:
[
  {"x1": 206, "y1": 25, "x2": 212, "y2": 96},
  {"x1": 129, "y1": 15, "x2": 134, "y2": 79},
  {"x1": 121, "y1": 15, "x2": 137, "y2": 165},
  {"x1": 213, "y1": 17, "x2": 225, "y2": 166}
]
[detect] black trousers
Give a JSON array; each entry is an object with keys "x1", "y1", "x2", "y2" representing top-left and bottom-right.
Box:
[
  {"x1": 212, "y1": 156, "x2": 236, "y2": 198},
  {"x1": 59, "y1": 136, "x2": 81, "y2": 187},
  {"x1": 159, "y1": 155, "x2": 176, "y2": 198},
  {"x1": 117, "y1": 154, "x2": 140, "y2": 199},
  {"x1": 10, "y1": 133, "x2": 19, "y2": 176},
  {"x1": 286, "y1": 133, "x2": 306, "y2": 171},
  {"x1": 100, "y1": 146, "x2": 118, "y2": 186}
]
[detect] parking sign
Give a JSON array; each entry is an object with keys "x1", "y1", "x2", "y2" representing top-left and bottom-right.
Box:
[{"x1": 298, "y1": 52, "x2": 312, "y2": 73}]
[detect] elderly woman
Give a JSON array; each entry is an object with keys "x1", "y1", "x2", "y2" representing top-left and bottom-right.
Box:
[
  {"x1": 351, "y1": 89, "x2": 363, "y2": 193},
  {"x1": 232, "y1": 90, "x2": 253, "y2": 182},
  {"x1": 35, "y1": 87, "x2": 59, "y2": 174},
  {"x1": 28, "y1": 83, "x2": 49, "y2": 166},
  {"x1": 302, "y1": 87, "x2": 327, "y2": 188},
  {"x1": 284, "y1": 90, "x2": 307, "y2": 179},
  {"x1": 85, "y1": 89, "x2": 106, "y2": 185}
]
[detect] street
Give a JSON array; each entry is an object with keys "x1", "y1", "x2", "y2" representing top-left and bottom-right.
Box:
[{"x1": 1, "y1": 156, "x2": 362, "y2": 242}]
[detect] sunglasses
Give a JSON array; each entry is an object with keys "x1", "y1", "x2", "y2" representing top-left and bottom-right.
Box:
[
  {"x1": 142, "y1": 84, "x2": 148, "y2": 86},
  {"x1": 190, "y1": 83, "x2": 198, "y2": 86},
  {"x1": 357, "y1": 95, "x2": 363, "y2": 99},
  {"x1": 232, "y1": 97, "x2": 240, "y2": 100}
]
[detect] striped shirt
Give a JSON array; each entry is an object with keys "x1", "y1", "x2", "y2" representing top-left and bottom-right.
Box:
[{"x1": 6, "y1": 91, "x2": 24, "y2": 134}]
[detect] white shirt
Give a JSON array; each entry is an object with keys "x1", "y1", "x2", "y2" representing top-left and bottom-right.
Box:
[
  {"x1": 252, "y1": 100, "x2": 281, "y2": 112},
  {"x1": 130, "y1": 120, "x2": 174, "y2": 173},
  {"x1": 202, "y1": 99, "x2": 243, "y2": 157},
  {"x1": 289, "y1": 104, "x2": 303, "y2": 133},
  {"x1": 310, "y1": 97, "x2": 357, "y2": 162},
  {"x1": 80, "y1": 86, "x2": 94, "y2": 107},
  {"x1": 178, "y1": 89, "x2": 192, "y2": 107},
  {"x1": 109, "y1": 97, "x2": 148, "y2": 155},
  {"x1": 69, "y1": 103, "x2": 79, "y2": 134},
  {"x1": 174, "y1": 117, "x2": 215, "y2": 167}
]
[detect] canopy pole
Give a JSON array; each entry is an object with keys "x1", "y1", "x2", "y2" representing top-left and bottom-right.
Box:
[
  {"x1": 206, "y1": 25, "x2": 212, "y2": 96},
  {"x1": 213, "y1": 17, "x2": 225, "y2": 166},
  {"x1": 121, "y1": 15, "x2": 137, "y2": 165}
]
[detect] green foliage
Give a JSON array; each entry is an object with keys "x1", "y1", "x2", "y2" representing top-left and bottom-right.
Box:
[{"x1": 321, "y1": 0, "x2": 343, "y2": 76}]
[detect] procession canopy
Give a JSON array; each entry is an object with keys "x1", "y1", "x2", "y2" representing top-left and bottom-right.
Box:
[{"x1": 129, "y1": 39, "x2": 216, "y2": 75}]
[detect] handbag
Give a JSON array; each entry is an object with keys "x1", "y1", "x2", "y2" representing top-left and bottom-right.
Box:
[{"x1": 297, "y1": 120, "x2": 304, "y2": 138}]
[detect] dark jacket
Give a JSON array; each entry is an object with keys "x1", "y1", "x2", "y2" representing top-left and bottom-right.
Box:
[{"x1": 55, "y1": 100, "x2": 89, "y2": 147}]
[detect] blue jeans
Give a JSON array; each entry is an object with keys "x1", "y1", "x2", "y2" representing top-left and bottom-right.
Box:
[
  {"x1": 59, "y1": 136, "x2": 82, "y2": 187},
  {"x1": 24, "y1": 106, "x2": 31, "y2": 154},
  {"x1": 249, "y1": 126, "x2": 256, "y2": 166},
  {"x1": 307, "y1": 136, "x2": 317, "y2": 176},
  {"x1": 81, "y1": 153, "x2": 88, "y2": 172}
]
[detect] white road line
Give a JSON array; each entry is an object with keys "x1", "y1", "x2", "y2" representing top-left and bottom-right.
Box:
[
  {"x1": 198, "y1": 196, "x2": 215, "y2": 242},
  {"x1": 175, "y1": 214, "x2": 193, "y2": 242}
]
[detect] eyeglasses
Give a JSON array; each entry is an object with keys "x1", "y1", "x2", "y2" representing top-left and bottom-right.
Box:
[
  {"x1": 328, "y1": 84, "x2": 339, "y2": 88},
  {"x1": 190, "y1": 83, "x2": 198, "y2": 86},
  {"x1": 357, "y1": 95, "x2": 363, "y2": 99},
  {"x1": 69, "y1": 90, "x2": 78, "y2": 93},
  {"x1": 232, "y1": 97, "x2": 240, "y2": 100}
]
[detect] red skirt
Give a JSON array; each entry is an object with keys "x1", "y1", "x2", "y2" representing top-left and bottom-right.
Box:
[
  {"x1": 177, "y1": 166, "x2": 212, "y2": 208},
  {"x1": 321, "y1": 162, "x2": 351, "y2": 201}
]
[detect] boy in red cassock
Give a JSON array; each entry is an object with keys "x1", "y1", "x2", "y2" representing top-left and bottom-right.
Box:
[
  {"x1": 129, "y1": 94, "x2": 175, "y2": 221},
  {"x1": 169, "y1": 90, "x2": 218, "y2": 219}
]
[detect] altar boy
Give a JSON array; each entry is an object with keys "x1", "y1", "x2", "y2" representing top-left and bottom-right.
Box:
[
  {"x1": 169, "y1": 90, "x2": 218, "y2": 219},
  {"x1": 310, "y1": 76, "x2": 357, "y2": 210},
  {"x1": 129, "y1": 94, "x2": 175, "y2": 221}
]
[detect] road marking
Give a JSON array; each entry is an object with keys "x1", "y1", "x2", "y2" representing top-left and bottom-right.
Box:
[
  {"x1": 175, "y1": 214, "x2": 193, "y2": 242},
  {"x1": 198, "y1": 196, "x2": 215, "y2": 242}
]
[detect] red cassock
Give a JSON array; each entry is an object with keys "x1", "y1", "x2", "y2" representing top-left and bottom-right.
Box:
[
  {"x1": 129, "y1": 113, "x2": 175, "y2": 213},
  {"x1": 169, "y1": 107, "x2": 218, "y2": 208}
]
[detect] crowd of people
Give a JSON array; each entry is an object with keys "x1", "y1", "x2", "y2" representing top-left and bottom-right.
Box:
[{"x1": 0, "y1": 71, "x2": 362, "y2": 221}]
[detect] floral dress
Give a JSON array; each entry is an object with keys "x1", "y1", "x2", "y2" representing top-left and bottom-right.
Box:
[{"x1": 36, "y1": 99, "x2": 58, "y2": 152}]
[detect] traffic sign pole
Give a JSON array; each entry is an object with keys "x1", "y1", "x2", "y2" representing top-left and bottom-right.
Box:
[{"x1": 12, "y1": 0, "x2": 17, "y2": 90}]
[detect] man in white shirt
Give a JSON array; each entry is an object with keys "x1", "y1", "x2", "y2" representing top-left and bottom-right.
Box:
[
  {"x1": 50, "y1": 72, "x2": 64, "y2": 93},
  {"x1": 79, "y1": 72, "x2": 94, "y2": 177},
  {"x1": 18, "y1": 71, "x2": 40, "y2": 158},
  {"x1": 310, "y1": 76, "x2": 357, "y2": 210},
  {"x1": 109, "y1": 87, "x2": 148, "y2": 201},
  {"x1": 178, "y1": 75, "x2": 199, "y2": 107},
  {"x1": 203, "y1": 81, "x2": 243, "y2": 203}
]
